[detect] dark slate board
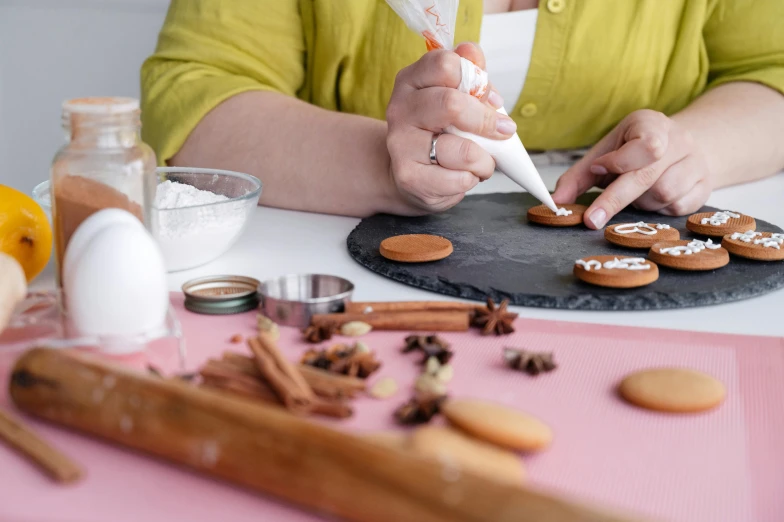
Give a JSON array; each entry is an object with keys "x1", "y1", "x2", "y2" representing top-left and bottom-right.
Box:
[{"x1": 346, "y1": 193, "x2": 784, "y2": 310}]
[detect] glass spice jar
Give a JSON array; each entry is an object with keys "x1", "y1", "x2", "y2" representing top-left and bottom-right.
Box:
[{"x1": 50, "y1": 97, "x2": 157, "y2": 287}]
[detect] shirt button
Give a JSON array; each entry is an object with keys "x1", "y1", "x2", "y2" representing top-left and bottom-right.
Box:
[
  {"x1": 547, "y1": 0, "x2": 566, "y2": 13},
  {"x1": 519, "y1": 103, "x2": 538, "y2": 118}
]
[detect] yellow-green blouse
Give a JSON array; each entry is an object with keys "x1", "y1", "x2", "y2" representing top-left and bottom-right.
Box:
[{"x1": 141, "y1": 0, "x2": 784, "y2": 164}]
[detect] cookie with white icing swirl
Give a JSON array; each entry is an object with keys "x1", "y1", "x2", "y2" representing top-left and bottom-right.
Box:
[
  {"x1": 648, "y1": 239, "x2": 730, "y2": 271},
  {"x1": 686, "y1": 210, "x2": 755, "y2": 237},
  {"x1": 605, "y1": 221, "x2": 680, "y2": 248},
  {"x1": 573, "y1": 255, "x2": 659, "y2": 288},
  {"x1": 527, "y1": 204, "x2": 587, "y2": 227},
  {"x1": 721, "y1": 231, "x2": 784, "y2": 261}
]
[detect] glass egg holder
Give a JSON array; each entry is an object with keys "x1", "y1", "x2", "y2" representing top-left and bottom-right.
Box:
[{"x1": 0, "y1": 290, "x2": 186, "y2": 373}]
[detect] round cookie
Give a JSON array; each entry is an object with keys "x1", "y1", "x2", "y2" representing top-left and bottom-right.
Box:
[
  {"x1": 618, "y1": 368, "x2": 726, "y2": 413},
  {"x1": 604, "y1": 222, "x2": 680, "y2": 249},
  {"x1": 573, "y1": 255, "x2": 659, "y2": 289},
  {"x1": 379, "y1": 234, "x2": 453, "y2": 263},
  {"x1": 686, "y1": 210, "x2": 755, "y2": 237},
  {"x1": 441, "y1": 398, "x2": 552, "y2": 452},
  {"x1": 721, "y1": 231, "x2": 784, "y2": 262},
  {"x1": 408, "y1": 426, "x2": 525, "y2": 486},
  {"x1": 648, "y1": 239, "x2": 730, "y2": 271},
  {"x1": 527, "y1": 204, "x2": 587, "y2": 227}
]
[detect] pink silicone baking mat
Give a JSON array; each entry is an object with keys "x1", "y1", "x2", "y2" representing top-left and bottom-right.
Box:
[{"x1": 1, "y1": 293, "x2": 782, "y2": 522}]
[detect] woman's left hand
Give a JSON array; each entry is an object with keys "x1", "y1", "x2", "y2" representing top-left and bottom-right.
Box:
[{"x1": 551, "y1": 109, "x2": 713, "y2": 229}]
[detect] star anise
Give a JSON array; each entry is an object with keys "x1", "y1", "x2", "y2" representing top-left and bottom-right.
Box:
[
  {"x1": 472, "y1": 298, "x2": 518, "y2": 335},
  {"x1": 503, "y1": 347, "x2": 556, "y2": 376},
  {"x1": 393, "y1": 393, "x2": 446, "y2": 425},
  {"x1": 402, "y1": 334, "x2": 453, "y2": 364},
  {"x1": 301, "y1": 343, "x2": 381, "y2": 378},
  {"x1": 302, "y1": 321, "x2": 337, "y2": 343}
]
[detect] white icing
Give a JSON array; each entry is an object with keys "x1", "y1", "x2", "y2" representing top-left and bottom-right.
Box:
[
  {"x1": 555, "y1": 207, "x2": 573, "y2": 216},
  {"x1": 656, "y1": 224, "x2": 671, "y2": 230},
  {"x1": 575, "y1": 259, "x2": 602, "y2": 271},
  {"x1": 659, "y1": 239, "x2": 721, "y2": 256},
  {"x1": 730, "y1": 230, "x2": 783, "y2": 249},
  {"x1": 575, "y1": 257, "x2": 650, "y2": 271},
  {"x1": 701, "y1": 210, "x2": 740, "y2": 226},
  {"x1": 602, "y1": 257, "x2": 651, "y2": 271}
]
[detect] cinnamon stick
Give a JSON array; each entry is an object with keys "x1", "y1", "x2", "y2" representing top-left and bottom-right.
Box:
[
  {"x1": 311, "y1": 311, "x2": 470, "y2": 332},
  {"x1": 220, "y1": 352, "x2": 366, "y2": 398},
  {"x1": 200, "y1": 372, "x2": 352, "y2": 419},
  {"x1": 0, "y1": 407, "x2": 83, "y2": 484},
  {"x1": 247, "y1": 336, "x2": 314, "y2": 413},
  {"x1": 345, "y1": 301, "x2": 480, "y2": 315}
]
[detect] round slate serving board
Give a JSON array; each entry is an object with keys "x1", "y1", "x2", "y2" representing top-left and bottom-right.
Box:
[{"x1": 347, "y1": 193, "x2": 784, "y2": 310}]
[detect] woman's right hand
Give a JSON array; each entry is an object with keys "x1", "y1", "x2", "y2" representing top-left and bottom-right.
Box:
[{"x1": 386, "y1": 43, "x2": 517, "y2": 213}]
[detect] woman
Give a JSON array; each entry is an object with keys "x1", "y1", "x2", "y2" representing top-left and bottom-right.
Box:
[{"x1": 141, "y1": 0, "x2": 784, "y2": 229}]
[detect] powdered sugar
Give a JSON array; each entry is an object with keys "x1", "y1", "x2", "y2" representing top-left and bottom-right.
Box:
[{"x1": 152, "y1": 181, "x2": 248, "y2": 271}]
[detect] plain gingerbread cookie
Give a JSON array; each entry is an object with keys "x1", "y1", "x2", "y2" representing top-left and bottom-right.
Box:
[
  {"x1": 618, "y1": 368, "x2": 726, "y2": 413},
  {"x1": 379, "y1": 234, "x2": 453, "y2": 263},
  {"x1": 441, "y1": 398, "x2": 552, "y2": 452}
]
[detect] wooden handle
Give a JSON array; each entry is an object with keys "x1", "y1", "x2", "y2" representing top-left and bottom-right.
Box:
[
  {"x1": 345, "y1": 302, "x2": 480, "y2": 315},
  {"x1": 0, "y1": 253, "x2": 27, "y2": 333},
  {"x1": 10, "y1": 348, "x2": 644, "y2": 522},
  {"x1": 0, "y1": 407, "x2": 82, "y2": 483},
  {"x1": 312, "y1": 311, "x2": 470, "y2": 332}
]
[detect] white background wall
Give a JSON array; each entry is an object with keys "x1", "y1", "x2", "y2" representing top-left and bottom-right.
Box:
[{"x1": 0, "y1": 0, "x2": 170, "y2": 196}]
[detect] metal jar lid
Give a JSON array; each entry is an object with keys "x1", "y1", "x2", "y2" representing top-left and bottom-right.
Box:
[{"x1": 182, "y1": 275, "x2": 260, "y2": 315}]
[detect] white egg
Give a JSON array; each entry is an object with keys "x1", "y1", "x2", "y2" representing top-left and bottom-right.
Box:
[
  {"x1": 63, "y1": 208, "x2": 144, "y2": 288},
  {"x1": 64, "y1": 221, "x2": 168, "y2": 348}
]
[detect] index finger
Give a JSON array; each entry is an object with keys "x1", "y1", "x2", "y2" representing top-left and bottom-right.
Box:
[
  {"x1": 584, "y1": 164, "x2": 665, "y2": 229},
  {"x1": 397, "y1": 50, "x2": 463, "y2": 92}
]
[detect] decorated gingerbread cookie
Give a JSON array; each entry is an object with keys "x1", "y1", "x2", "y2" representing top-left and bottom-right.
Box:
[
  {"x1": 604, "y1": 221, "x2": 680, "y2": 249},
  {"x1": 527, "y1": 204, "x2": 587, "y2": 227},
  {"x1": 648, "y1": 239, "x2": 730, "y2": 271},
  {"x1": 573, "y1": 255, "x2": 659, "y2": 288},
  {"x1": 721, "y1": 231, "x2": 784, "y2": 261},
  {"x1": 686, "y1": 210, "x2": 755, "y2": 237},
  {"x1": 380, "y1": 234, "x2": 453, "y2": 263}
]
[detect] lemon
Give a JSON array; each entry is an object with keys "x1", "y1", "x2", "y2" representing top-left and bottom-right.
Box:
[{"x1": 0, "y1": 184, "x2": 53, "y2": 281}]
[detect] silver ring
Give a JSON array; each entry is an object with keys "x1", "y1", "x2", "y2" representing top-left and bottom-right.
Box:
[{"x1": 429, "y1": 133, "x2": 440, "y2": 165}]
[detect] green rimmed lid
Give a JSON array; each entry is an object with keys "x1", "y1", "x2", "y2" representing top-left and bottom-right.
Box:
[{"x1": 182, "y1": 275, "x2": 260, "y2": 315}]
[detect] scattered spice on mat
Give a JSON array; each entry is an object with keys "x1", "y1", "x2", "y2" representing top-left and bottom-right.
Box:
[
  {"x1": 303, "y1": 321, "x2": 337, "y2": 343},
  {"x1": 301, "y1": 343, "x2": 381, "y2": 379},
  {"x1": 340, "y1": 321, "x2": 373, "y2": 337},
  {"x1": 472, "y1": 298, "x2": 518, "y2": 335},
  {"x1": 369, "y1": 377, "x2": 399, "y2": 399},
  {"x1": 402, "y1": 334, "x2": 453, "y2": 365},
  {"x1": 394, "y1": 393, "x2": 447, "y2": 425},
  {"x1": 230, "y1": 334, "x2": 243, "y2": 344},
  {"x1": 257, "y1": 315, "x2": 280, "y2": 341},
  {"x1": 248, "y1": 335, "x2": 315, "y2": 413},
  {"x1": 503, "y1": 348, "x2": 557, "y2": 376}
]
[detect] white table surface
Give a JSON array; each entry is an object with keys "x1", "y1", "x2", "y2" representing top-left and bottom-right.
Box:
[{"x1": 33, "y1": 167, "x2": 784, "y2": 338}]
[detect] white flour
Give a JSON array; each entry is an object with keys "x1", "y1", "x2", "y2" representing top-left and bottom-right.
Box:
[{"x1": 153, "y1": 181, "x2": 247, "y2": 271}]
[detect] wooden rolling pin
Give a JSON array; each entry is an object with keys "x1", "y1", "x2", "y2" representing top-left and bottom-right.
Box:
[{"x1": 10, "y1": 348, "x2": 643, "y2": 522}]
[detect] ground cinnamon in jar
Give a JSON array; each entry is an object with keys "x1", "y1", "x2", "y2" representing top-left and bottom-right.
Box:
[{"x1": 53, "y1": 175, "x2": 144, "y2": 278}]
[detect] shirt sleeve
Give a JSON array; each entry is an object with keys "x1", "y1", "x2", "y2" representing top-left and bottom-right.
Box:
[
  {"x1": 703, "y1": 0, "x2": 784, "y2": 95},
  {"x1": 140, "y1": 0, "x2": 306, "y2": 164}
]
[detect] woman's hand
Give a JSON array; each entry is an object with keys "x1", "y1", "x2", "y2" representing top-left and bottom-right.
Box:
[
  {"x1": 386, "y1": 43, "x2": 516, "y2": 212},
  {"x1": 551, "y1": 110, "x2": 712, "y2": 229}
]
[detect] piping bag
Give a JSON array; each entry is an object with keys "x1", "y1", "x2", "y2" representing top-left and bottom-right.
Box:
[{"x1": 386, "y1": 0, "x2": 558, "y2": 212}]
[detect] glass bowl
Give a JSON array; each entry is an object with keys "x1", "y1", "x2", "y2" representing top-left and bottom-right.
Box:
[{"x1": 32, "y1": 167, "x2": 262, "y2": 272}]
